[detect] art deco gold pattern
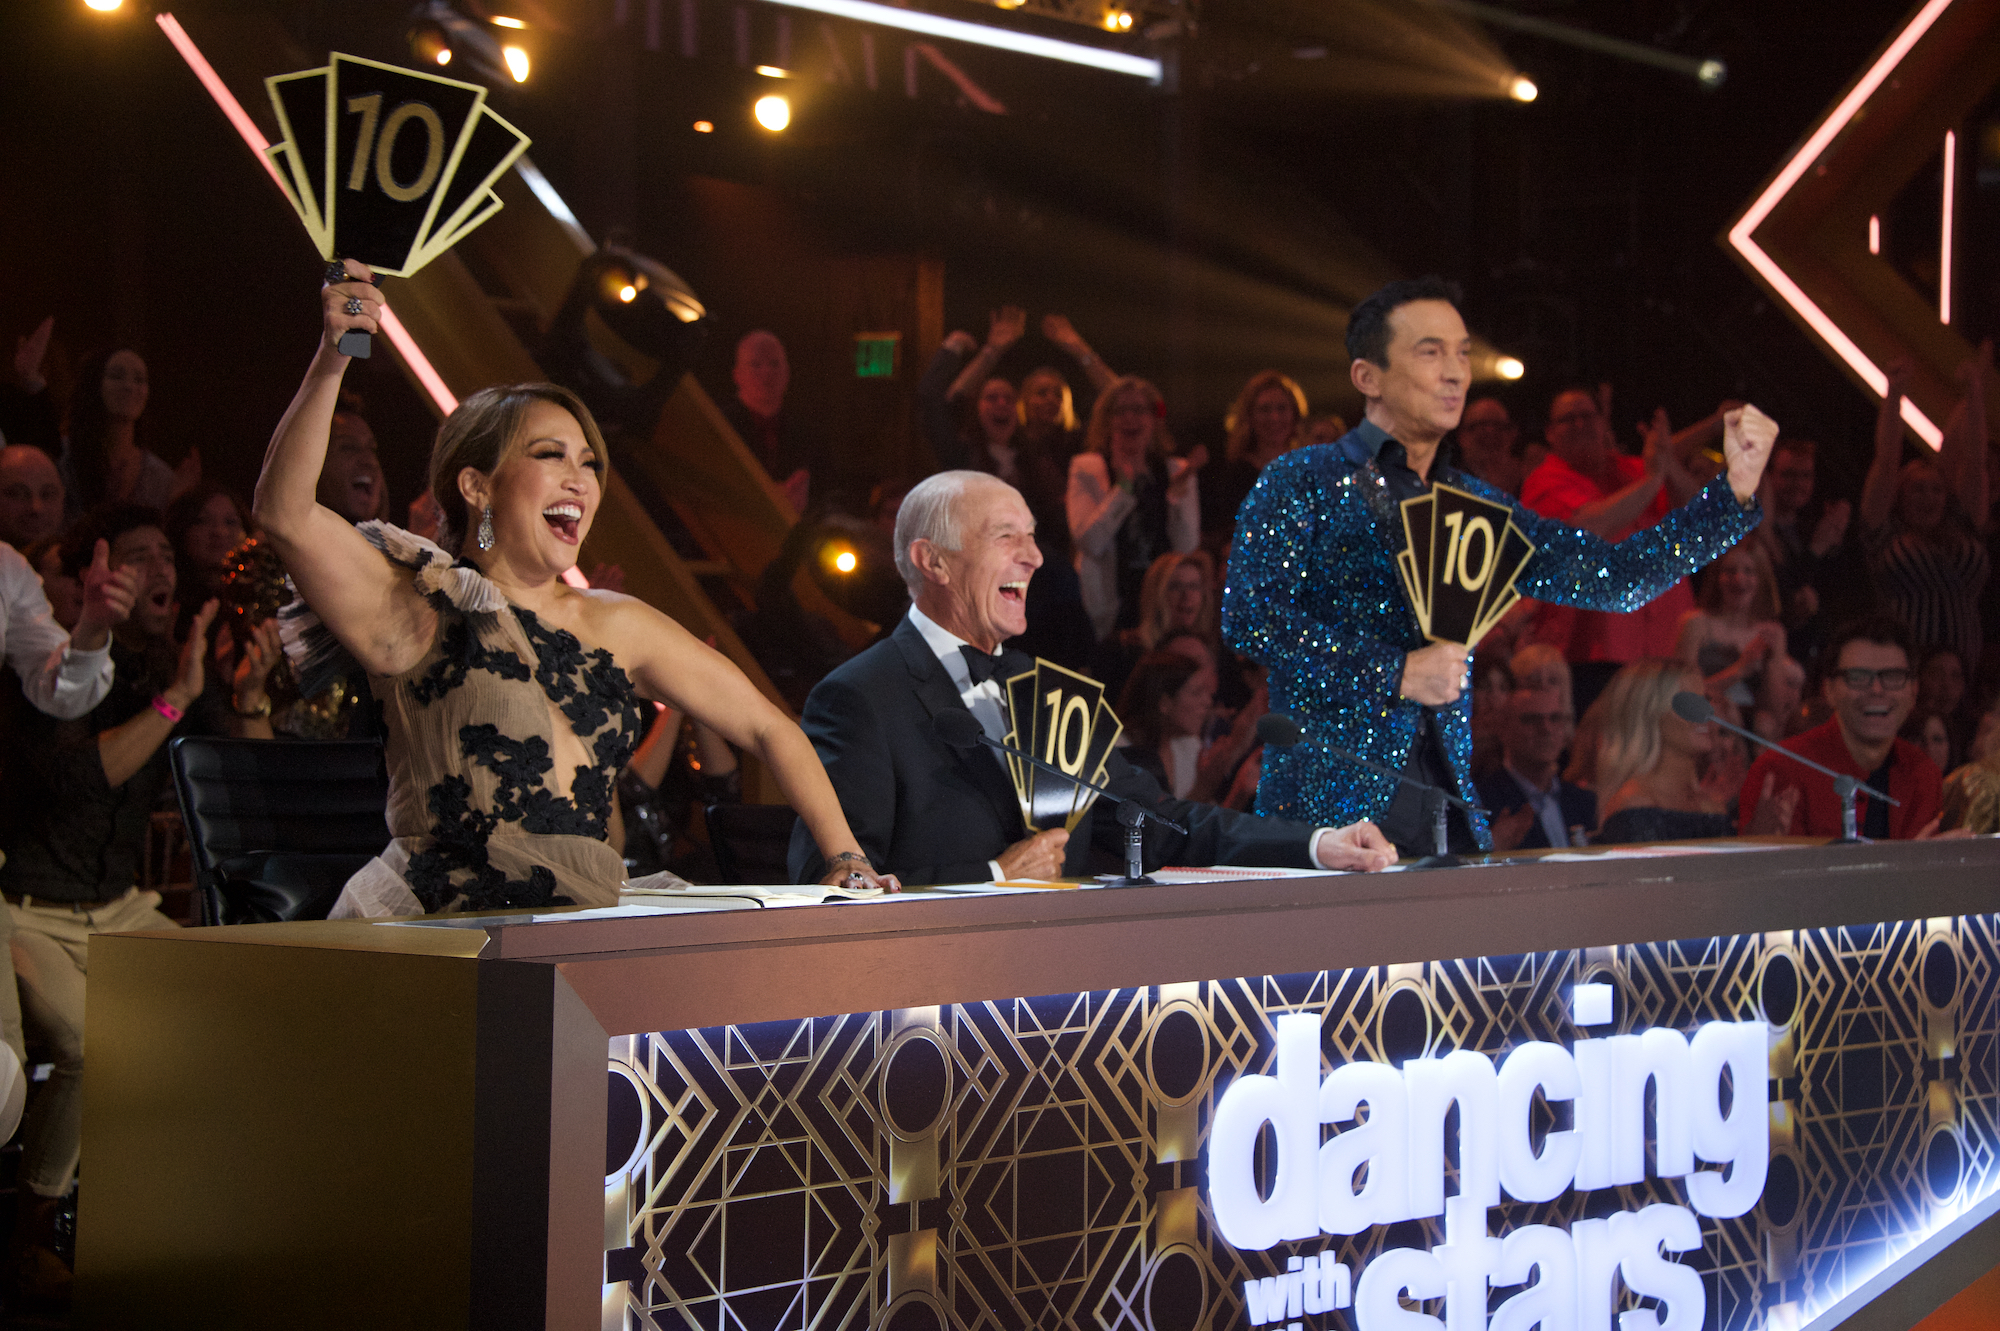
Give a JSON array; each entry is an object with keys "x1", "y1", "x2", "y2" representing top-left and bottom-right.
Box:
[{"x1": 600, "y1": 914, "x2": 1998, "y2": 1328}]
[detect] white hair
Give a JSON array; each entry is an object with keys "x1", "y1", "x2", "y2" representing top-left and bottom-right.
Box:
[{"x1": 894, "y1": 470, "x2": 1008, "y2": 595}]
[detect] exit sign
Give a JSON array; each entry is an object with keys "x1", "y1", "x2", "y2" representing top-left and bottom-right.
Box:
[{"x1": 854, "y1": 332, "x2": 900, "y2": 379}]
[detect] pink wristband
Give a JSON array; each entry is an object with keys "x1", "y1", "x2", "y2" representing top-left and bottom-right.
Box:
[{"x1": 151, "y1": 695, "x2": 184, "y2": 724}]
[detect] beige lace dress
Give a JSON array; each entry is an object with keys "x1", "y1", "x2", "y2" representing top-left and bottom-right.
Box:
[{"x1": 281, "y1": 523, "x2": 643, "y2": 915}]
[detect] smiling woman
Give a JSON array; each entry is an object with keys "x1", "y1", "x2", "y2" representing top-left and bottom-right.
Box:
[{"x1": 250, "y1": 262, "x2": 898, "y2": 915}]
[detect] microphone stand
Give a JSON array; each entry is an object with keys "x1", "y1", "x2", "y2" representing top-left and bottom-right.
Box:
[
  {"x1": 1670, "y1": 692, "x2": 1895, "y2": 844},
  {"x1": 932, "y1": 715, "x2": 1186, "y2": 887},
  {"x1": 1259, "y1": 715, "x2": 1486, "y2": 868}
]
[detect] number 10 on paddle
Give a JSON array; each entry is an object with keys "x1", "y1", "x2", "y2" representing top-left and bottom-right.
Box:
[
  {"x1": 1395, "y1": 483, "x2": 1536, "y2": 649},
  {"x1": 263, "y1": 53, "x2": 530, "y2": 355}
]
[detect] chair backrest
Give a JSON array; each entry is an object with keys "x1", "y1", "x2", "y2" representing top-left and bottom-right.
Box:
[
  {"x1": 169, "y1": 737, "x2": 391, "y2": 925},
  {"x1": 703, "y1": 803, "x2": 800, "y2": 886}
]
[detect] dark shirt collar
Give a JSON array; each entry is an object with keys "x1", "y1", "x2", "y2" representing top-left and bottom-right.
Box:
[{"x1": 1339, "y1": 416, "x2": 1460, "y2": 479}]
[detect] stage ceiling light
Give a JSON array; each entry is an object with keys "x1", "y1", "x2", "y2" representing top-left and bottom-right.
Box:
[
  {"x1": 84, "y1": 0, "x2": 123, "y2": 11},
  {"x1": 757, "y1": 0, "x2": 1161, "y2": 82},
  {"x1": 755, "y1": 94, "x2": 791, "y2": 131},
  {"x1": 833, "y1": 550, "x2": 858, "y2": 574},
  {"x1": 1696, "y1": 59, "x2": 1727, "y2": 89},
  {"x1": 1508, "y1": 75, "x2": 1537, "y2": 102},
  {"x1": 755, "y1": 65, "x2": 792, "y2": 77},
  {"x1": 617, "y1": 284, "x2": 638, "y2": 303},
  {"x1": 491, "y1": 15, "x2": 527, "y2": 28},
  {"x1": 502, "y1": 44, "x2": 530, "y2": 81},
  {"x1": 693, "y1": 120, "x2": 714, "y2": 133},
  {"x1": 1495, "y1": 356, "x2": 1525, "y2": 380}
]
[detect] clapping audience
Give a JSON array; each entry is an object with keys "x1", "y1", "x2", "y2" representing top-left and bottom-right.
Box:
[{"x1": 1068, "y1": 376, "x2": 1202, "y2": 640}]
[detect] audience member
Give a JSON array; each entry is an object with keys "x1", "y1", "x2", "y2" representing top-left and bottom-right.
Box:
[
  {"x1": 164, "y1": 484, "x2": 251, "y2": 633},
  {"x1": 1203, "y1": 370, "x2": 1307, "y2": 540},
  {"x1": 1116, "y1": 651, "x2": 1219, "y2": 800},
  {"x1": 62, "y1": 348, "x2": 192, "y2": 516},
  {"x1": 0, "y1": 443, "x2": 65, "y2": 550},
  {"x1": 919, "y1": 316, "x2": 1094, "y2": 666},
  {"x1": 1522, "y1": 389, "x2": 1703, "y2": 712},
  {"x1": 1302, "y1": 413, "x2": 1347, "y2": 446},
  {"x1": 618, "y1": 704, "x2": 741, "y2": 882},
  {"x1": 1675, "y1": 542, "x2": 1786, "y2": 708},
  {"x1": 1757, "y1": 437, "x2": 1854, "y2": 666},
  {"x1": 0, "y1": 503, "x2": 257, "y2": 1300},
  {"x1": 1903, "y1": 709, "x2": 1953, "y2": 777},
  {"x1": 1738, "y1": 617, "x2": 1944, "y2": 839},
  {"x1": 1456, "y1": 395, "x2": 1522, "y2": 495},
  {"x1": 1593, "y1": 660, "x2": 1775, "y2": 844},
  {"x1": 1861, "y1": 358, "x2": 1990, "y2": 675},
  {"x1": 1068, "y1": 376, "x2": 1202, "y2": 639},
  {"x1": 1754, "y1": 651, "x2": 1807, "y2": 743},
  {"x1": 786, "y1": 470, "x2": 1394, "y2": 883},
  {"x1": 0, "y1": 317, "x2": 60, "y2": 456},
  {"x1": 317, "y1": 399, "x2": 389, "y2": 523},
  {"x1": 722, "y1": 330, "x2": 825, "y2": 511},
  {"x1": 1468, "y1": 653, "x2": 1515, "y2": 780},
  {"x1": 1089, "y1": 550, "x2": 1218, "y2": 706},
  {"x1": 1509, "y1": 643, "x2": 1573, "y2": 714},
  {"x1": 1941, "y1": 690, "x2": 2000, "y2": 831},
  {"x1": 1916, "y1": 645, "x2": 1970, "y2": 768},
  {"x1": 1476, "y1": 684, "x2": 1595, "y2": 850}
]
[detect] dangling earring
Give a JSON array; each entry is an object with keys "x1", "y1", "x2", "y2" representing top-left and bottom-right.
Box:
[{"x1": 476, "y1": 505, "x2": 494, "y2": 551}]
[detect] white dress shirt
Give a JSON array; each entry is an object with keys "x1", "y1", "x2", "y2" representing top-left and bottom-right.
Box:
[{"x1": 0, "y1": 542, "x2": 111, "y2": 719}]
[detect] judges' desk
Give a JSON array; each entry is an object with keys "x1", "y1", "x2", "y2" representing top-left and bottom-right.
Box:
[{"x1": 75, "y1": 840, "x2": 2000, "y2": 1330}]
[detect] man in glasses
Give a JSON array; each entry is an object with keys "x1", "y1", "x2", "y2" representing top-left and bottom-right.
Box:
[
  {"x1": 1738, "y1": 616, "x2": 1942, "y2": 839},
  {"x1": 1475, "y1": 684, "x2": 1596, "y2": 849}
]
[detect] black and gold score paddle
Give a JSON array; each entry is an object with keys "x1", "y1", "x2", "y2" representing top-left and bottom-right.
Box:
[
  {"x1": 1395, "y1": 484, "x2": 1537, "y2": 648},
  {"x1": 264, "y1": 54, "x2": 530, "y2": 357}
]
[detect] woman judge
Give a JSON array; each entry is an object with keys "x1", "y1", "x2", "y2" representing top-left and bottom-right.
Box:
[{"x1": 254, "y1": 263, "x2": 896, "y2": 914}]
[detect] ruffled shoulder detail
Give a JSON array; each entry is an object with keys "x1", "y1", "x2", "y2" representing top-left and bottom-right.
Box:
[
  {"x1": 354, "y1": 521, "x2": 508, "y2": 614},
  {"x1": 277, "y1": 522, "x2": 507, "y2": 696}
]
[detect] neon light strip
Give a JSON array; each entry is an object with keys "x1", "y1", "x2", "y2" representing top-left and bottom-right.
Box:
[
  {"x1": 1725, "y1": 0, "x2": 1953, "y2": 448},
  {"x1": 515, "y1": 157, "x2": 593, "y2": 255},
  {"x1": 156, "y1": 12, "x2": 461, "y2": 417},
  {"x1": 155, "y1": 13, "x2": 287, "y2": 192},
  {"x1": 1869, "y1": 214, "x2": 1881, "y2": 254},
  {"x1": 1941, "y1": 129, "x2": 1956, "y2": 325},
  {"x1": 755, "y1": 0, "x2": 1161, "y2": 81}
]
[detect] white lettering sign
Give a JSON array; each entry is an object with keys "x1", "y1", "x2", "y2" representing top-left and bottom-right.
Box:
[{"x1": 1209, "y1": 1010, "x2": 1768, "y2": 1330}]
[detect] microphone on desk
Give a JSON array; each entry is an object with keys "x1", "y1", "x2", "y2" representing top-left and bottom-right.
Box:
[
  {"x1": 1256, "y1": 712, "x2": 1487, "y2": 868},
  {"x1": 1669, "y1": 691, "x2": 1895, "y2": 843},
  {"x1": 930, "y1": 710, "x2": 1185, "y2": 887}
]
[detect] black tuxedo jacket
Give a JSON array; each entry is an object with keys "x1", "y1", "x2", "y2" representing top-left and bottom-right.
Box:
[
  {"x1": 787, "y1": 617, "x2": 1321, "y2": 885},
  {"x1": 1471, "y1": 767, "x2": 1598, "y2": 850}
]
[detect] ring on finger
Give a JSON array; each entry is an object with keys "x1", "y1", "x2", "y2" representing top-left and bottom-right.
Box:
[{"x1": 344, "y1": 297, "x2": 365, "y2": 316}]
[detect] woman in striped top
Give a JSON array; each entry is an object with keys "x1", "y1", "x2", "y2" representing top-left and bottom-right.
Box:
[{"x1": 1860, "y1": 353, "x2": 1991, "y2": 676}]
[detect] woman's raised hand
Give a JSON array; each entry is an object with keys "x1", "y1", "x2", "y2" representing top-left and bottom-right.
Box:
[{"x1": 321, "y1": 261, "x2": 385, "y2": 358}]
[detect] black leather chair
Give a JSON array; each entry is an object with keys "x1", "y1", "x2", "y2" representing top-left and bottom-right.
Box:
[
  {"x1": 169, "y1": 737, "x2": 391, "y2": 926},
  {"x1": 703, "y1": 804, "x2": 799, "y2": 886}
]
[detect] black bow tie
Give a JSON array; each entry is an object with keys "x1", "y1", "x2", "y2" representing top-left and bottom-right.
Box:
[{"x1": 960, "y1": 645, "x2": 1002, "y2": 687}]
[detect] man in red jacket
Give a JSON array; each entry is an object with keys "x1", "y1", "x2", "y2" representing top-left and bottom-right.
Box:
[{"x1": 1739, "y1": 616, "x2": 1942, "y2": 839}]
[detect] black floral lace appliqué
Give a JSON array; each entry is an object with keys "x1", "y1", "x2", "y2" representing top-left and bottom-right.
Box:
[{"x1": 412, "y1": 605, "x2": 643, "y2": 911}]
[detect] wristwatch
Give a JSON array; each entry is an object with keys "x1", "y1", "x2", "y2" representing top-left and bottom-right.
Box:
[{"x1": 233, "y1": 693, "x2": 273, "y2": 720}]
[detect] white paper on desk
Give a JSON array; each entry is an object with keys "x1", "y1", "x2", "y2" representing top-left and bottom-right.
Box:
[
  {"x1": 622, "y1": 876, "x2": 890, "y2": 908},
  {"x1": 1140, "y1": 865, "x2": 1348, "y2": 885},
  {"x1": 1537, "y1": 843, "x2": 1783, "y2": 862}
]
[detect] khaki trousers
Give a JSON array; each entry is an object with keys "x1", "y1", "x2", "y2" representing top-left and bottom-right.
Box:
[{"x1": 10, "y1": 888, "x2": 175, "y2": 1197}]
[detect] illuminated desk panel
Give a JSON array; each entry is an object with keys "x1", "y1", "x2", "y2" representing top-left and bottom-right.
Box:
[{"x1": 75, "y1": 840, "x2": 2000, "y2": 1329}]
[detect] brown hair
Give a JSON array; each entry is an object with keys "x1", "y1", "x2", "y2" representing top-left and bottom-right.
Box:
[
  {"x1": 428, "y1": 383, "x2": 607, "y2": 554},
  {"x1": 1116, "y1": 650, "x2": 1202, "y2": 752},
  {"x1": 1223, "y1": 370, "x2": 1309, "y2": 463},
  {"x1": 1084, "y1": 375, "x2": 1174, "y2": 462}
]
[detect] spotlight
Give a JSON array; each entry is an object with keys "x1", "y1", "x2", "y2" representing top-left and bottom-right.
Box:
[
  {"x1": 84, "y1": 0, "x2": 122, "y2": 11},
  {"x1": 502, "y1": 44, "x2": 530, "y2": 81},
  {"x1": 491, "y1": 15, "x2": 527, "y2": 28},
  {"x1": 1696, "y1": 59, "x2": 1727, "y2": 89},
  {"x1": 409, "y1": 21, "x2": 454, "y2": 66},
  {"x1": 755, "y1": 65, "x2": 792, "y2": 78},
  {"x1": 1508, "y1": 75, "x2": 1539, "y2": 103},
  {"x1": 833, "y1": 550, "x2": 858, "y2": 574},
  {"x1": 1495, "y1": 356, "x2": 1526, "y2": 380},
  {"x1": 693, "y1": 120, "x2": 714, "y2": 133},
  {"x1": 754, "y1": 94, "x2": 791, "y2": 131},
  {"x1": 1116, "y1": 11, "x2": 1133, "y2": 29},
  {"x1": 617, "y1": 284, "x2": 638, "y2": 303}
]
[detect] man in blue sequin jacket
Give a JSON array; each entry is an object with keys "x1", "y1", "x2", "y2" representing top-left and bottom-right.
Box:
[{"x1": 1222, "y1": 278, "x2": 1778, "y2": 853}]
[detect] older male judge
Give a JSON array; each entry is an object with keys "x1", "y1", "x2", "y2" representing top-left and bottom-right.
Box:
[{"x1": 788, "y1": 471, "x2": 1395, "y2": 885}]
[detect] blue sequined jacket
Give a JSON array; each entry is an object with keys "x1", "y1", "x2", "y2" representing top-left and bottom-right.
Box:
[{"x1": 1221, "y1": 423, "x2": 1761, "y2": 847}]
